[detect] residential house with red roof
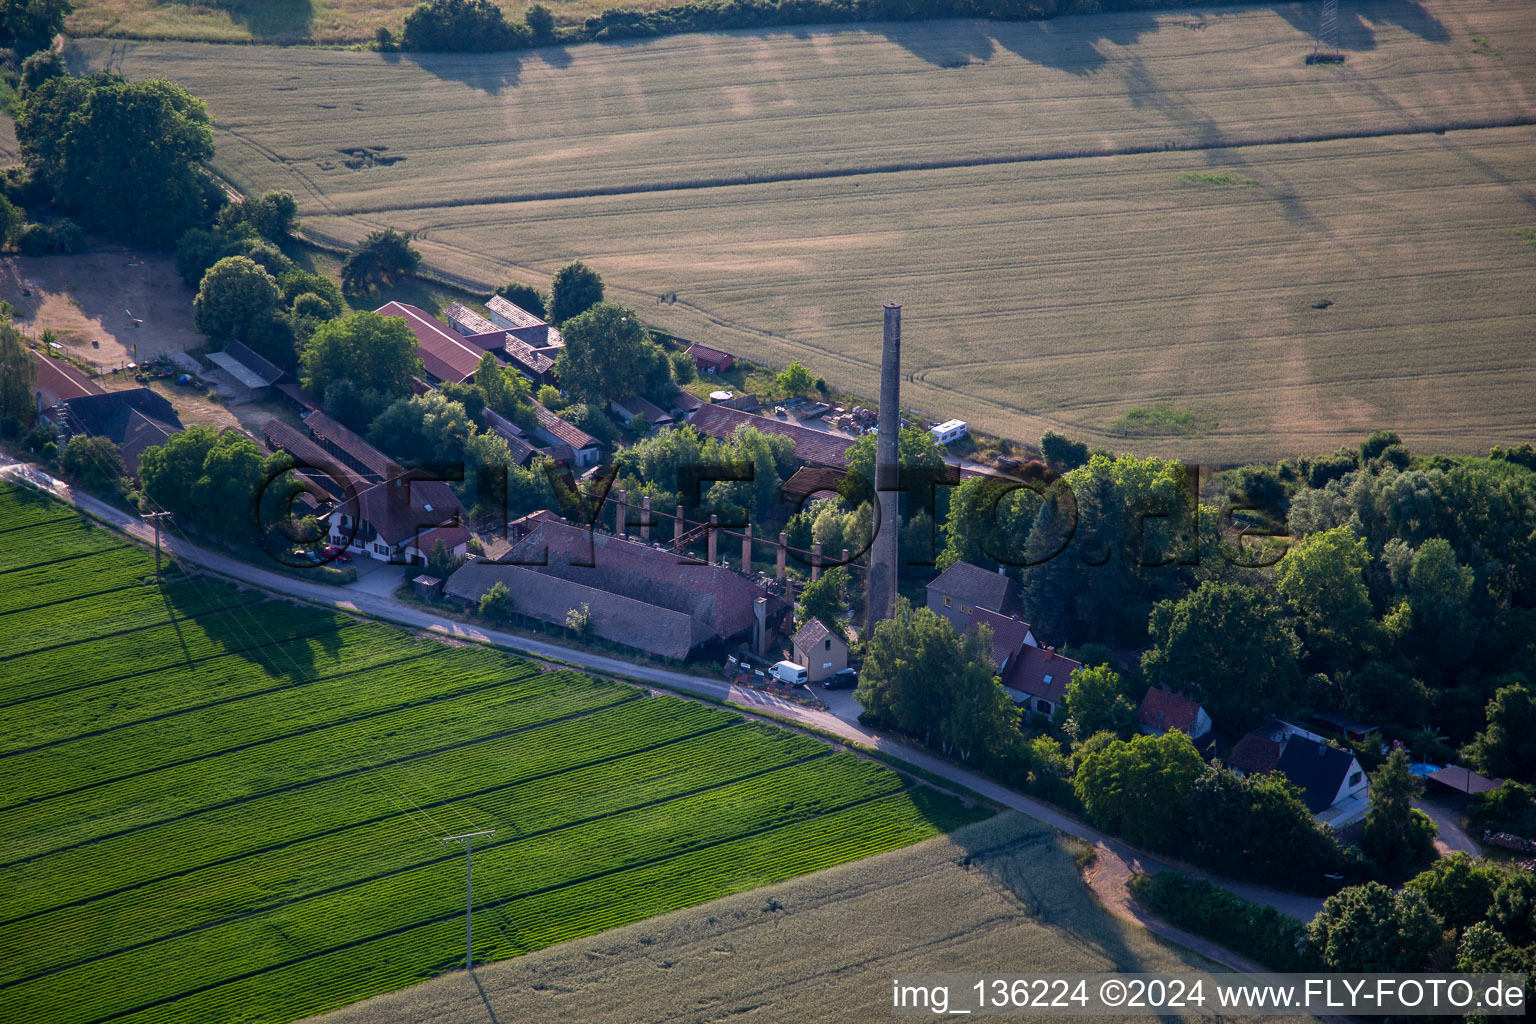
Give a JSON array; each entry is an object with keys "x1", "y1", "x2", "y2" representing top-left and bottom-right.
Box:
[
  {"x1": 791, "y1": 618, "x2": 848, "y2": 684},
  {"x1": 1228, "y1": 718, "x2": 1370, "y2": 827},
  {"x1": 687, "y1": 403, "x2": 854, "y2": 469},
  {"x1": 31, "y1": 351, "x2": 103, "y2": 418},
  {"x1": 1138, "y1": 688, "x2": 1212, "y2": 740},
  {"x1": 530, "y1": 401, "x2": 604, "y2": 468},
  {"x1": 1002, "y1": 645, "x2": 1082, "y2": 718}
]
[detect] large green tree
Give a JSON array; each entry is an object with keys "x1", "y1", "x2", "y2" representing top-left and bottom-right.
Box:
[
  {"x1": 547, "y1": 258, "x2": 605, "y2": 325},
  {"x1": 1362, "y1": 748, "x2": 1437, "y2": 877},
  {"x1": 494, "y1": 280, "x2": 546, "y2": 319},
  {"x1": 553, "y1": 301, "x2": 669, "y2": 405},
  {"x1": 857, "y1": 598, "x2": 1018, "y2": 761},
  {"x1": 61, "y1": 435, "x2": 127, "y2": 495},
  {"x1": 1072, "y1": 730, "x2": 1204, "y2": 852},
  {"x1": 193, "y1": 256, "x2": 280, "y2": 347},
  {"x1": 1060, "y1": 664, "x2": 1137, "y2": 741},
  {"x1": 939, "y1": 474, "x2": 1043, "y2": 571},
  {"x1": 340, "y1": 228, "x2": 421, "y2": 295},
  {"x1": 17, "y1": 72, "x2": 215, "y2": 246},
  {"x1": 0, "y1": 0, "x2": 73, "y2": 60},
  {"x1": 795, "y1": 566, "x2": 849, "y2": 639},
  {"x1": 0, "y1": 317, "x2": 36, "y2": 423},
  {"x1": 1274, "y1": 525, "x2": 1377, "y2": 666},
  {"x1": 138, "y1": 426, "x2": 273, "y2": 544},
  {"x1": 1142, "y1": 581, "x2": 1299, "y2": 732},
  {"x1": 368, "y1": 390, "x2": 474, "y2": 466},
  {"x1": 1187, "y1": 764, "x2": 1350, "y2": 890},
  {"x1": 1308, "y1": 882, "x2": 1443, "y2": 972},
  {"x1": 1405, "y1": 853, "x2": 1503, "y2": 933},
  {"x1": 1463, "y1": 681, "x2": 1536, "y2": 781},
  {"x1": 300, "y1": 311, "x2": 423, "y2": 403}
]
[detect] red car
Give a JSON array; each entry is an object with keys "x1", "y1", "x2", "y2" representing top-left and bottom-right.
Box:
[{"x1": 323, "y1": 545, "x2": 352, "y2": 564}]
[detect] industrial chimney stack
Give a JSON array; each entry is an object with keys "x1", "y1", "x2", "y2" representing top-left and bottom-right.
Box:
[{"x1": 866, "y1": 302, "x2": 902, "y2": 631}]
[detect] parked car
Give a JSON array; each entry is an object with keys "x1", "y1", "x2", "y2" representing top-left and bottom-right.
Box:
[
  {"x1": 823, "y1": 668, "x2": 858, "y2": 690},
  {"x1": 322, "y1": 545, "x2": 352, "y2": 564}
]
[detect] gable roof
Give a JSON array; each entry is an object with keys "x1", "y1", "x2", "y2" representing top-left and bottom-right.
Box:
[
  {"x1": 532, "y1": 400, "x2": 601, "y2": 451},
  {"x1": 1138, "y1": 687, "x2": 1205, "y2": 734},
  {"x1": 375, "y1": 301, "x2": 483, "y2": 384},
  {"x1": 1228, "y1": 724, "x2": 1286, "y2": 775},
  {"x1": 501, "y1": 336, "x2": 556, "y2": 379},
  {"x1": 1274, "y1": 736, "x2": 1358, "y2": 813},
  {"x1": 792, "y1": 617, "x2": 844, "y2": 653},
  {"x1": 688, "y1": 403, "x2": 854, "y2": 469},
  {"x1": 486, "y1": 295, "x2": 546, "y2": 331},
  {"x1": 928, "y1": 560, "x2": 1016, "y2": 613},
  {"x1": 780, "y1": 465, "x2": 845, "y2": 502},
  {"x1": 443, "y1": 302, "x2": 496, "y2": 336},
  {"x1": 1001, "y1": 645, "x2": 1080, "y2": 705},
  {"x1": 223, "y1": 340, "x2": 283, "y2": 385},
  {"x1": 685, "y1": 342, "x2": 734, "y2": 370},
  {"x1": 60, "y1": 389, "x2": 182, "y2": 473},
  {"x1": 32, "y1": 351, "x2": 104, "y2": 407},
  {"x1": 610, "y1": 395, "x2": 673, "y2": 426},
  {"x1": 964, "y1": 607, "x2": 1034, "y2": 672},
  {"x1": 303, "y1": 410, "x2": 398, "y2": 481}
]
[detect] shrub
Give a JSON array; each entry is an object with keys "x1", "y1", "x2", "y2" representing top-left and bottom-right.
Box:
[
  {"x1": 1129, "y1": 872, "x2": 1319, "y2": 971},
  {"x1": 401, "y1": 0, "x2": 530, "y2": 52}
]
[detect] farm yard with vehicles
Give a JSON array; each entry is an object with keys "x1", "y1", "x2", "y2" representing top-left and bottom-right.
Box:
[
  {"x1": 59, "y1": 0, "x2": 1536, "y2": 461},
  {"x1": 0, "y1": 483, "x2": 982, "y2": 1024}
]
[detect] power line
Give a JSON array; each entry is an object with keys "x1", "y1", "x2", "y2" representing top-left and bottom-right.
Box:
[{"x1": 440, "y1": 830, "x2": 495, "y2": 971}]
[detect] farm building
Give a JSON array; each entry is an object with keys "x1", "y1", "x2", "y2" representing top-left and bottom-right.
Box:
[
  {"x1": 688, "y1": 404, "x2": 854, "y2": 469},
  {"x1": 530, "y1": 401, "x2": 605, "y2": 468},
  {"x1": 205, "y1": 341, "x2": 284, "y2": 403},
  {"x1": 926, "y1": 560, "x2": 1018, "y2": 629},
  {"x1": 609, "y1": 396, "x2": 675, "y2": 430},
  {"x1": 31, "y1": 350, "x2": 103, "y2": 416},
  {"x1": 57, "y1": 388, "x2": 182, "y2": 475},
  {"x1": 1137, "y1": 688, "x2": 1212, "y2": 740},
  {"x1": 1229, "y1": 719, "x2": 1370, "y2": 827},
  {"x1": 443, "y1": 302, "x2": 496, "y2": 337},
  {"x1": 685, "y1": 342, "x2": 735, "y2": 374},
  {"x1": 374, "y1": 301, "x2": 486, "y2": 385},
  {"x1": 929, "y1": 419, "x2": 969, "y2": 446},
  {"x1": 779, "y1": 465, "x2": 846, "y2": 509},
  {"x1": 444, "y1": 511, "x2": 787, "y2": 659},
  {"x1": 485, "y1": 295, "x2": 562, "y2": 349},
  {"x1": 791, "y1": 618, "x2": 848, "y2": 684}
]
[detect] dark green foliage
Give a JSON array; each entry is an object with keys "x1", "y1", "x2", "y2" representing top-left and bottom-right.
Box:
[
  {"x1": 17, "y1": 72, "x2": 215, "y2": 246},
  {"x1": 795, "y1": 566, "x2": 848, "y2": 639},
  {"x1": 0, "y1": 316, "x2": 36, "y2": 422},
  {"x1": 1489, "y1": 872, "x2": 1536, "y2": 947},
  {"x1": 1462, "y1": 681, "x2": 1536, "y2": 781},
  {"x1": 1142, "y1": 582, "x2": 1300, "y2": 733},
  {"x1": 1187, "y1": 764, "x2": 1354, "y2": 892},
  {"x1": 1468, "y1": 780, "x2": 1536, "y2": 837},
  {"x1": 60, "y1": 435, "x2": 127, "y2": 495},
  {"x1": 1309, "y1": 882, "x2": 1444, "y2": 972},
  {"x1": 341, "y1": 228, "x2": 421, "y2": 295},
  {"x1": 547, "y1": 258, "x2": 605, "y2": 325},
  {"x1": 1360, "y1": 429, "x2": 1402, "y2": 464},
  {"x1": 18, "y1": 48, "x2": 64, "y2": 95},
  {"x1": 193, "y1": 255, "x2": 280, "y2": 348},
  {"x1": 0, "y1": 193, "x2": 22, "y2": 249},
  {"x1": 401, "y1": 0, "x2": 530, "y2": 51},
  {"x1": 1072, "y1": 731, "x2": 1203, "y2": 853},
  {"x1": 14, "y1": 216, "x2": 80, "y2": 255},
  {"x1": 857, "y1": 598, "x2": 1019, "y2": 763},
  {"x1": 937, "y1": 473, "x2": 1041, "y2": 571},
  {"x1": 493, "y1": 279, "x2": 546, "y2": 319},
  {"x1": 0, "y1": 0, "x2": 73, "y2": 59},
  {"x1": 239, "y1": 190, "x2": 299, "y2": 242},
  {"x1": 1405, "y1": 854, "x2": 1503, "y2": 933},
  {"x1": 525, "y1": 1, "x2": 555, "y2": 42},
  {"x1": 1039, "y1": 429, "x2": 1089, "y2": 469},
  {"x1": 137, "y1": 426, "x2": 274, "y2": 545},
  {"x1": 1362, "y1": 749, "x2": 1437, "y2": 877},
  {"x1": 554, "y1": 301, "x2": 669, "y2": 405},
  {"x1": 1059, "y1": 664, "x2": 1136, "y2": 742},
  {"x1": 300, "y1": 310, "x2": 424, "y2": 403},
  {"x1": 1128, "y1": 873, "x2": 1319, "y2": 971}
]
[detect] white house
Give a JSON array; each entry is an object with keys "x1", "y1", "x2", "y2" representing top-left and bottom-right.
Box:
[{"x1": 1229, "y1": 719, "x2": 1370, "y2": 827}]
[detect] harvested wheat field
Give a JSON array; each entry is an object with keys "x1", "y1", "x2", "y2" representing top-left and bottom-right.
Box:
[
  {"x1": 67, "y1": 0, "x2": 1536, "y2": 460},
  {"x1": 302, "y1": 813, "x2": 1298, "y2": 1024}
]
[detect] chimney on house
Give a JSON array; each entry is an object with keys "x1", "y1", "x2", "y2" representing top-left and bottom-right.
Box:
[{"x1": 866, "y1": 301, "x2": 901, "y2": 632}]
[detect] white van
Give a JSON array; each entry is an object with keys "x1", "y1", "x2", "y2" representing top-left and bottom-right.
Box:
[{"x1": 770, "y1": 661, "x2": 808, "y2": 686}]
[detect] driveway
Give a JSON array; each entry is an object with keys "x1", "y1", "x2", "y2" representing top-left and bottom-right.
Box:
[
  {"x1": 4, "y1": 463, "x2": 1327, "y2": 932},
  {"x1": 1418, "y1": 798, "x2": 1481, "y2": 857}
]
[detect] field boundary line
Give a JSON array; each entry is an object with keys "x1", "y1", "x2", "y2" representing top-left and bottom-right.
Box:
[
  {"x1": 0, "y1": 692, "x2": 648, "y2": 871},
  {"x1": 316, "y1": 115, "x2": 1536, "y2": 217},
  {"x1": 71, "y1": 785, "x2": 917, "y2": 1024},
  {"x1": 0, "y1": 743, "x2": 837, "y2": 989},
  {"x1": 0, "y1": 543, "x2": 135, "y2": 577}
]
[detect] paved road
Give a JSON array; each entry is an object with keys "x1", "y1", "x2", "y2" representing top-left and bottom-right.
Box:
[{"x1": 2, "y1": 462, "x2": 1326, "y2": 926}]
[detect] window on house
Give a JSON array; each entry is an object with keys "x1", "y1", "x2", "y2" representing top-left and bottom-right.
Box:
[
  {"x1": 1036, "y1": 699, "x2": 1051, "y2": 713},
  {"x1": 959, "y1": 604, "x2": 970, "y2": 615},
  {"x1": 942, "y1": 596, "x2": 952, "y2": 608},
  {"x1": 824, "y1": 638, "x2": 831, "y2": 651},
  {"x1": 1349, "y1": 771, "x2": 1362, "y2": 787},
  {"x1": 1042, "y1": 674, "x2": 1053, "y2": 685}
]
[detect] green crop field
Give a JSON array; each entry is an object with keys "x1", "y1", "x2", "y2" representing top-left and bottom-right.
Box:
[
  {"x1": 59, "y1": 0, "x2": 1536, "y2": 461},
  {"x1": 0, "y1": 482, "x2": 984, "y2": 1024}
]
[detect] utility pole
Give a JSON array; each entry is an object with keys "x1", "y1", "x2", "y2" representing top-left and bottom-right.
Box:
[
  {"x1": 140, "y1": 511, "x2": 172, "y2": 579},
  {"x1": 441, "y1": 830, "x2": 495, "y2": 971}
]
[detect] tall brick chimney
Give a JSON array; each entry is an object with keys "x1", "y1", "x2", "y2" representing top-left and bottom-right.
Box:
[{"x1": 866, "y1": 301, "x2": 901, "y2": 631}]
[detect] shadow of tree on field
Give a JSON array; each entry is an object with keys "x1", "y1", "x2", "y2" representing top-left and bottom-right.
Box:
[
  {"x1": 407, "y1": 42, "x2": 574, "y2": 93},
  {"x1": 168, "y1": 0, "x2": 316, "y2": 43}
]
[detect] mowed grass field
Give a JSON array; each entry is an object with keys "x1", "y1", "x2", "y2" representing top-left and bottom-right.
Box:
[
  {"x1": 62, "y1": 0, "x2": 1536, "y2": 460},
  {"x1": 0, "y1": 482, "x2": 983, "y2": 1024},
  {"x1": 306, "y1": 813, "x2": 1296, "y2": 1024}
]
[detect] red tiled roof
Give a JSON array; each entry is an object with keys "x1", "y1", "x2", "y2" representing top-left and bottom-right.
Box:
[
  {"x1": 31, "y1": 350, "x2": 103, "y2": 408},
  {"x1": 443, "y1": 302, "x2": 496, "y2": 336},
  {"x1": 688, "y1": 404, "x2": 854, "y2": 469},
  {"x1": 375, "y1": 301, "x2": 483, "y2": 384},
  {"x1": 1138, "y1": 687, "x2": 1205, "y2": 734},
  {"x1": 964, "y1": 607, "x2": 1034, "y2": 672},
  {"x1": 501, "y1": 336, "x2": 556, "y2": 379},
  {"x1": 303, "y1": 410, "x2": 398, "y2": 481},
  {"x1": 486, "y1": 295, "x2": 546, "y2": 330},
  {"x1": 276, "y1": 379, "x2": 321, "y2": 411},
  {"x1": 1001, "y1": 646, "x2": 1080, "y2": 705},
  {"x1": 532, "y1": 401, "x2": 600, "y2": 451},
  {"x1": 1228, "y1": 732, "x2": 1283, "y2": 775},
  {"x1": 792, "y1": 617, "x2": 842, "y2": 653},
  {"x1": 686, "y1": 342, "x2": 734, "y2": 370}
]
